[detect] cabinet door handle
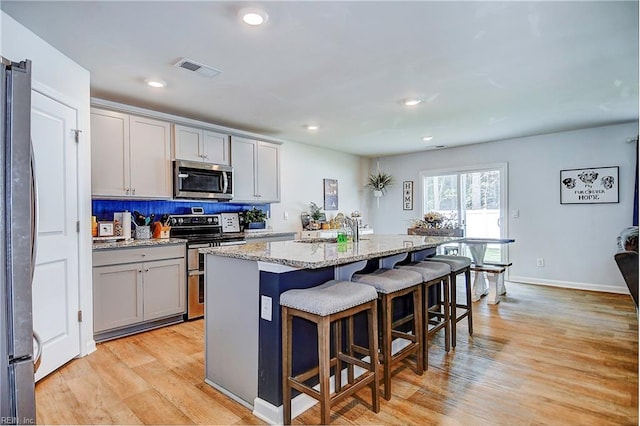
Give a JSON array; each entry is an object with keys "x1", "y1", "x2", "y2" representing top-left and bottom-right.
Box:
[
  {"x1": 138, "y1": 269, "x2": 142, "y2": 273},
  {"x1": 126, "y1": 188, "x2": 130, "y2": 194},
  {"x1": 145, "y1": 268, "x2": 149, "y2": 272},
  {"x1": 141, "y1": 253, "x2": 146, "y2": 257},
  {"x1": 132, "y1": 188, "x2": 136, "y2": 195}
]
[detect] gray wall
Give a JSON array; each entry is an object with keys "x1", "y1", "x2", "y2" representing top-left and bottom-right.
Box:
[{"x1": 367, "y1": 122, "x2": 638, "y2": 294}]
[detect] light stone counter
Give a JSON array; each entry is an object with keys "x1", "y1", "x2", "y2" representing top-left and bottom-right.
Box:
[
  {"x1": 92, "y1": 237, "x2": 187, "y2": 250},
  {"x1": 200, "y1": 234, "x2": 462, "y2": 269}
]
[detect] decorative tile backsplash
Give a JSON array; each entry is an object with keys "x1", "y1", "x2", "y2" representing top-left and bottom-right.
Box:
[{"x1": 92, "y1": 199, "x2": 269, "y2": 221}]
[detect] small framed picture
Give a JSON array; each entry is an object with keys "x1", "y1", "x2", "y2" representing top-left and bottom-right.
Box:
[
  {"x1": 98, "y1": 221, "x2": 115, "y2": 236},
  {"x1": 323, "y1": 178, "x2": 338, "y2": 210},
  {"x1": 403, "y1": 181, "x2": 413, "y2": 210},
  {"x1": 560, "y1": 166, "x2": 619, "y2": 204}
]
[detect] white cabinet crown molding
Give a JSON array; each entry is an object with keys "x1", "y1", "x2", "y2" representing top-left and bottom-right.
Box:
[{"x1": 91, "y1": 97, "x2": 284, "y2": 146}]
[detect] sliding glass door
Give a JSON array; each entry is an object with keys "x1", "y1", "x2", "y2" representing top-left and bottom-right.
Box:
[{"x1": 420, "y1": 163, "x2": 508, "y2": 262}]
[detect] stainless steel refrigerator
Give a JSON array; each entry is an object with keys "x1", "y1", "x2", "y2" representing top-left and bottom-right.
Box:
[{"x1": 0, "y1": 57, "x2": 38, "y2": 424}]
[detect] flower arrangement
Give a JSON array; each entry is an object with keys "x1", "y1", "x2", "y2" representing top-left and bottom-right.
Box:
[
  {"x1": 412, "y1": 211, "x2": 459, "y2": 229},
  {"x1": 366, "y1": 171, "x2": 394, "y2": 195}
]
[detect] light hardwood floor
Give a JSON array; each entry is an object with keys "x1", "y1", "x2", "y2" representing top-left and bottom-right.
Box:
[{"x1": 35, "y1": 282, "x2": 638, "y2": 425}]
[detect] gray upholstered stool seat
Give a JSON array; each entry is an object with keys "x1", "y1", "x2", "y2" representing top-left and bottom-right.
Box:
[
  {"x1": 351, "y1": 267, "x2": 424, "y2": 400},
  {"x1": 281, "y1": 280, "x2": 380, "y2": 424},
  {"x1": 397, "y1": 261, "x2": 451, "y2": 369},
  {"x1": 425, "y1": 255, "x2": 471, "y2": 272},
  {"x1": 397, "y1": 261, "x2": 451, "y2": 281},
  {"x1": 280, "y1": 279, "x2": 378, "y2": 316},
  {"x1": 424, "y1": 255, "x2": 473, "y2": 347},
  {"x1": 352, "y1": 268, "x2": 423, "y2": 293}
]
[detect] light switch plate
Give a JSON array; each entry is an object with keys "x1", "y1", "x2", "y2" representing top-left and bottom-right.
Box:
[{"x1": 260, "y1": 295, "x2": 272, "y2": 321}]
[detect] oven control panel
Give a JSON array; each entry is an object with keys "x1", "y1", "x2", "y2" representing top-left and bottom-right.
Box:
[{"x1": 168, "y1": 214, "x2": 220, "y2": 227}]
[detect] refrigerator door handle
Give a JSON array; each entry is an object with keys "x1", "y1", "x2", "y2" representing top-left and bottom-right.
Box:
[
  {"x1": 32, "y1": 332, "x2": 42, "y2": 372},
  {"x1": 30, "y1": 142, "x2": 38, "y2": 281}
]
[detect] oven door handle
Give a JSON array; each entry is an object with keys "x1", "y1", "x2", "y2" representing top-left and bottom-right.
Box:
[
  {"x1": 189, "y1": 243, "x2": 211, "y2": 249},
  {"x1": 219, "y1": 240, "x2": 246, "y2": 246},
  {"x1": 188, "y1": 270, "x2": 204, "y2": 276}
]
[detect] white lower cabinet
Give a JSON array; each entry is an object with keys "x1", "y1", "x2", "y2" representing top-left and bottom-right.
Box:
[{"x1": 92, "y1": 244, "x2": 186, "y2": 336}]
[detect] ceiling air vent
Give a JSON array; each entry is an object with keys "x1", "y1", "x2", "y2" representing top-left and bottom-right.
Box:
[{"x1": 174, "y1": 58, "x2": 222, "y2": 78}]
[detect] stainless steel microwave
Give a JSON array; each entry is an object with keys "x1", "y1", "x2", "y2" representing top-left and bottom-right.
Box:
[{"x1": 173, "y1": 160, "x2": 233, "y2": 200}]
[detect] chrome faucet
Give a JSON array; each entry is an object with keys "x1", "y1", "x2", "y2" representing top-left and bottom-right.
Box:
[{"x1": 344, "y1": 217, "x2": 360, "y2": 242}]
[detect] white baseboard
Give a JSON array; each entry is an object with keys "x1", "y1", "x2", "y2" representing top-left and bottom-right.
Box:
[{"x1": 507, "y1": 276, "x2": 630, "y2": 295}]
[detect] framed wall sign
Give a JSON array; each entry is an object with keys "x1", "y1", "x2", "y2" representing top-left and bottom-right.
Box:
[
  {"x1": 323, "y1": 178, "x2": 338, "y2": 210},
  {"x1": 403, "y1": 181, "x2": 414, "y2": 210},
  {"x1": 560, "y1": 166, "x2": 619, "y2": 204}
]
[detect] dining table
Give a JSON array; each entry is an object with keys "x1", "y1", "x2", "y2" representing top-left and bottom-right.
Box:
[{"x1": 461, "y1": 237, "x2": 515, "y2": 301}]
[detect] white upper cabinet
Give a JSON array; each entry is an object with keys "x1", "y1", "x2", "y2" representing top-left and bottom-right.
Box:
[
  {"x1": 231, "y1": 136, "x2": 280, "y2": 203},
  {"x1": 173, "y1": 124, "x2": 230, "y2": 165},
  {"x1": 91, "y1": 108, "x2": 171, "y2": 198}
]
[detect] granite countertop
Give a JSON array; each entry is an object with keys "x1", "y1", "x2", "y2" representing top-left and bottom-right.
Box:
[
  {"x1": 92, "y1": 238, "x2": 187, "y2": 250},
  {"x1": 200, "y1": 234, "x2": 463, "y2": 269},
  {"x1": 244, "y1": 230, "x2": 297, "y2": 239}
]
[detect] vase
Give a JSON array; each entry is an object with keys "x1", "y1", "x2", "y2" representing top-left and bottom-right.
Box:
[{"x1": 373, "y1": 190, "x2": 383, "y2": 198}]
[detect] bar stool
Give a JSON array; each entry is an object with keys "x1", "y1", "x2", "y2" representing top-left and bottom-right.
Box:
[
  {"x1": 396, "y1": 261, "x2": 451, "y2": 369},
  {"x1": 280, "y1": 280, "x2": 380, "y2": 425},
  {"x1": 352, "y1": 268, "x2": 424, "y2": 400},
  {"x1": 424, "y1": 255, "x2": 472, "y2": 347}
]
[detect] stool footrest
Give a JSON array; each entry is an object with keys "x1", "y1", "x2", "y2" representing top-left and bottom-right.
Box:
[
  {"x1": 337, "y1": 352, "x2": 373, "y2": 371},
  {"x1": 391, "y1": 329, "x2": 418, "y2": 343},
  {"x1": 288, "y1": 369, "x2": 376, "y2": 406},
  {"x1": 292, "y1": 357, "x2": 339, "y2": 384},
  {"x1": 392, "y1": 314, "x2": 415, "y2": 329}
]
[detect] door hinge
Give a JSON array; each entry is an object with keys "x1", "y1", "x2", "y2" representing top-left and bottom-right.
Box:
[
  {"x1": 76, "y1": 220, "x2": 80, "y2": 233},
  {"x1": 77, "y1": 310, "x2": 83, "y2": 322},
  {"x1": 72, "y1": 129, "x2": 82, "y2": 143}
]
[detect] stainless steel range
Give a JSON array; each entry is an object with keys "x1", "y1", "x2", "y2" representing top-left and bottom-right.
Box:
[{"x1": 169, "y1": 212, "x2": 245, "y2": 320}]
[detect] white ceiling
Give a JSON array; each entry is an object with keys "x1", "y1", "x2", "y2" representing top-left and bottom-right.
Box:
[{"x1": 2, "y1": 1, "x2": 638, "y2": 157}]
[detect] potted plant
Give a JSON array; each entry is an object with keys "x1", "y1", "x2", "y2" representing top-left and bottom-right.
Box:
[
  {"x1": 366, "y1": 171, "x2": 394, "y2": 198},
  {"x1": 308, "y1": 202, "x2": 324, "y2": 230},
  {"x1": 244, "y1": 207, "x2": 267, "y2": 229}
]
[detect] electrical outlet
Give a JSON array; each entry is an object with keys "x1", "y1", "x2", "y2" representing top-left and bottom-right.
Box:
[
  {"x1": 536, "y1": 258, "x2": 545, "y2": 267},
  {"x1": 512, "y1": 209, "x2": 520, "y2": 218},
  {"x1": 283, "y1": 211, "x2": 289, "y2": 220},
  {"x1": 260, "y1": 295, "x2": 272, "y2": 321}
]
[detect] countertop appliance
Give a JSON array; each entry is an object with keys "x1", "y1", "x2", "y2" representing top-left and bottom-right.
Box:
[
  {"x1": 168, "y1": 213, "x2": 245, "y2": 320},
  {"x1": 173, "y1": 160, "x2": 233, "y2": 201},
  {"x1": 1, "y1": 57, "x2": 38, "y2": 424}
]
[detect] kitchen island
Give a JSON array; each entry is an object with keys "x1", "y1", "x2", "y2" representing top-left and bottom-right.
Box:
[{"x1": 200, "y1": 234, "x2": 462, "y2": 424}]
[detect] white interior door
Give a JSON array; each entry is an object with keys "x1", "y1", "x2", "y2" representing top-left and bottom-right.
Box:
[{"x1": 30, "y1": 90, "x2": 80, "y2": 381}]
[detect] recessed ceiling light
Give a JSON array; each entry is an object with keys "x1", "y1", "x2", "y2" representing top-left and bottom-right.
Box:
[
  {"x1": 145, "y1": 78, "x2": 166, "y2": 88},
  {"x1": 305, "y1": 124, "x2": 320, "y2": 131},
  {"x1": 240, "y1": 8, "x2": 268, "y2": 26},
  {"x1": 422, "y1": 136, "x2": 433, "y2": 142},
  {"x1": 403, "y1": 98, "x2": 422, "y2": 106}
]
